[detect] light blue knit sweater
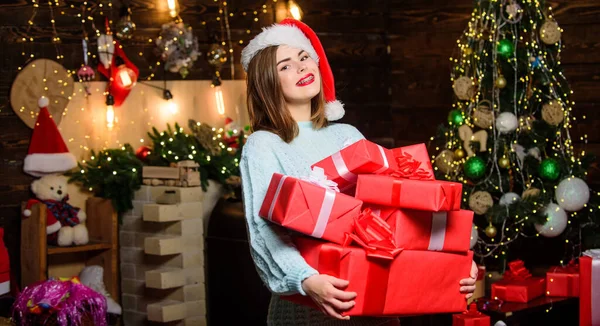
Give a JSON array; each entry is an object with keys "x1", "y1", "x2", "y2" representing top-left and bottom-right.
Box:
[{"x1": 240, "y1": 121, "x2": 398, "y2": 325}]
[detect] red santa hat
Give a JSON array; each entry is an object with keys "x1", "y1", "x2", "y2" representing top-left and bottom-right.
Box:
[
  {"x1": 23, "y1": 97, "x2": 77, "y2": 177},
  {"x1": 241, "y1": 18, "x2": 344, "y2": 121}
]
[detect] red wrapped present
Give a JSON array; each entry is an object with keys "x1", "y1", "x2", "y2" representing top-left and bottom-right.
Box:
[
  {"x1": 580, "y1": 249, "x2": 600, "y2": 326},
  {"x1": 491, "y1": 260, "x2": 545, "y2": 303},
  {"x1": 286, "y1": 236, "x2": 474, "y2": 316},
  {"x1": 355, "y1": 174, "x2": 462, "y2": 211},
  {"x1": 391, "y1": 143, "x2": 435, "y2": 181},
  {"x1": 311, "y1": 139, "x2": 398, "y2": 194},
  {"x1": 452, "y1": 303, "x2": 490, "y2": 326},
  {"x1": 546, "y1": 261, "x2": 579, "y2": 297},
  {"x1": 364, "y1": 205, "x2": 473, "y2": 253},
  {"x1": 259, "y1": 169, "x2": 362, "y2": 244},
  {"x1": 0, "y1": 228, "x2": 9, "y2": 295}
]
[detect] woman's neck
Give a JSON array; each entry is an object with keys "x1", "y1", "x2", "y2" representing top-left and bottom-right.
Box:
[{"x1": 287, "y1": 101, "x2": 312, "y2": 122}]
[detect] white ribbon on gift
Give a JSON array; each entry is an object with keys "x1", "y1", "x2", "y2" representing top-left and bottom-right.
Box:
[
  {"x1": 428, "y1": 212, "x2": 447, "y2": 251},
  {"x1": 583, "y1": 249, "x2": 600, "y2": 325},
  {"x1": 267, "y1": 175, "x2": 288, "y2": 221},
  {"x1": 332, "y1": 143, "x2": 389, "y2": 183}
]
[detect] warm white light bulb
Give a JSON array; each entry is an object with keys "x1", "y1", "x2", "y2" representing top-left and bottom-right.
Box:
[
  {"x1": 167, "y1": 0, "x2": 178, "y2": 18},
  {"x1": 214, "y1": 86, "x2": 225, "y2": 115},
  {"x1": 118, "y1": 69, "x2": 132, "y2": 87},
  {"x1": 167, "y1": 100, "x2": 178, "y2": 114},
  {"x1": 288, "y1": 0, "x2": 302, "y2": 20},
  {"x1": 106, "y1": 104, "x2": 115, "y2": 129}
]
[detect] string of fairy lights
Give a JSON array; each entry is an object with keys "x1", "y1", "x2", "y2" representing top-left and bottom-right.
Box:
[{"x1": 429, "y1": 0, "x2": 599, "y2": 267}]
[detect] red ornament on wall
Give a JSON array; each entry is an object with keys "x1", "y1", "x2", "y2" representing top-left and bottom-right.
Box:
[
  {"x1": 97, "y1": 40, "x2": 139, "y2": 107},
  {"x1": 135, "y1": 146, "x2": 151, "y2": 161}
]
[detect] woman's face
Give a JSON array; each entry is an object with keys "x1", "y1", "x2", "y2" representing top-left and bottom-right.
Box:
[{"x1": 276, "y1": 45, "x2": 321, "y2": 105}]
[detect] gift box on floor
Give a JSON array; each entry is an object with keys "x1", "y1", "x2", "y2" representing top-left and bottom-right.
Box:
[
  {"x1": 390, "y1": 143, "x2": 435, "y2": 181},
  {"x1": 452, "y1": 303, "x2": 490, "y2": 326},
  {"x1": 580, "y1": 249, "x2": 600, "y2": 326},
  {"x1": 259, "y1": 171, "x2": 362, "y2": 244},
  {"x1": 285, "y1": 236, "x2": 473, "y2": 316},
  {"x1": 364, "y1": 205, "x2": 473, "y2": 253},
  {"x1": 311, "y1": 139, "x2": 398, "y2": 194},
  {"x1": 491, "y1": 260, "x2": 545, "y2": 303},
  {"x1": 546, "y1": 261, "x2": 579, "y2": 297},
  {"x1": 0, "y1": 228, "x2": 9, "y2": 296},
  {"x1": 468, "y1": 265, "x2": 486, "y2": 304},
  {"x1": 355, "y1": 174, "x2": 462, "y2": 211}
]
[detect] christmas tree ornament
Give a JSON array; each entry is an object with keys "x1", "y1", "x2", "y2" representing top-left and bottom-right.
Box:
[
  {"x1": 540, "y1": 20, "x2": 562, "y2": 45},
  {"x1": 448, "y1": 109, "x2": 465, "y2": 126},
  {"x1": 485, "y1": 223, "x2": 497, "y2": 238},
  {"x1": 464, "y1": 47, "x2": 473, "y2": 55},
  {"x1": 453, "y1": 76, "x2": 476, "y2": 100},
  {"x1": 454, "y1": 148, "x2": 466, "y2": 159},
  {"x1": 464, "y1": 156, "x2": 486, "y2": 179},
  {"x1": 497, "y1": 39, "x2": 515, "y2": 57},
  {"x1": 498, "y1": 155, "x2": 510, "y2": 168},
  {"x1": 530, "y1": 56, "x2": 541, "y2": 68},
  {"x1": 522, "y1": 187, "x2": 541, "y2": 200},
  {"x1": 77, "y1": 38, "x2": 95, "y2": 96},
  {"x1": 535, "y1": 203, "x2": 568, "y2": 237},
  {"x1": 156, "y1": 21, "x2": 200, "y2": 78},
  {"x1": 495, "y1": 75, "x2": 507, "y2": 89},
  {"x1": 469, "y1": 191, "x2": 493, "y2": 215},
  {"x1": 114, "y1": 65, "x2": 138, "y2": 90},
  {"x1": 97, "y1": 18, "x2": 114, "y2": 70},
  {"x1": 555, "y1": 177, "x2": 590, "y2": 211},
  {"x1": 503, "y1": 2, "x2": 523, "y2": 24},
  {"x1": 499, "y1": 192, "x2": 521, "y2": 205},
  {"x1": 10, "y1": 59, "x2": 73, "y2": 128},
  {"x1": 472, "y1": 100, "x2": 494, "y2": 129},
  {"x1": 115, "y1": 5, "x2": 136, "y2": 40},
  {"x1": 207, "y1": 43, "x2": 228, "y2": 68},
  {"x1": 518, "y1": 115, "x2": 535, "y2": 132},
  {"x1": 434, "y1": 150, "x2": 456, "y2": 174},
  {"x1": 541, "y1": 100, "x2": 564, "y2": 126},
  {"x1": 470, "y1": 224, "x2": 479, "y2": 249},
  {"x1": 539, "y1": 158, "x2": 560, "y2": 181},
  {"x1": 458, "y1": 124, "x2": 488, "y2": 157},
  {"x1": 97, "y1": 40, "x2": 139, "y2": 107},
  {"x1": 496, "y1": 112, "x2": 518, "y2": 134},
  {"x1": 135, "y1": 146, "x2": 152, "y2": 161}
]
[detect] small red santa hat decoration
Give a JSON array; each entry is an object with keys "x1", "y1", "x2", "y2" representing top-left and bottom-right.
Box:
[
  {"x1": 23, "y1": 97, "x2": 77, "y2": 177},
  {"x1": 241, "y1": 18, "x2": 344, "y2": 121}
]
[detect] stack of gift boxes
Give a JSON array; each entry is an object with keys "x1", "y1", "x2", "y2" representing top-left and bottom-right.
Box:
[{"x1": 258, "y1": 139, "x2": 476, "y2": 316}]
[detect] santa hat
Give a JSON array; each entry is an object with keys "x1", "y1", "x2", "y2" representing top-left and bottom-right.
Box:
[
  {"x1": 241, "y1": 18, "x2": 344, "y2": 121},
  {"x1": 23, "y1": 97, "x2": 77, "y2": 177}
]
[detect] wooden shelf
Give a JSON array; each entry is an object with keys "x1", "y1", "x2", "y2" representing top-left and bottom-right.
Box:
[{"x1": 47, "y1": 240, "x2": 112, "y2": 255}]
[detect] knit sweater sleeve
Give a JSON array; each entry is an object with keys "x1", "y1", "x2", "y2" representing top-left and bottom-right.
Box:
[{"x1": 240, "y1": 133, "x2": 318, "y2": 296}]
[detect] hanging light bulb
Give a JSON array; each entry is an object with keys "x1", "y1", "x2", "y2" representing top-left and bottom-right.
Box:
[
  {"x1": 288, "y1": 0, "x2": 303, "y2": 20},
  {"x1": 167, "y1": 0, "x2": 179, "y2": 18},
  {"x1": 163, "y1": 89, "x2": 177, "y2": 114},
  {"x1": 106, "y1": 94, "x2": 115, "y2": 130},
  {"x1": 212, "y1": 75, "x2": 225, "y2": 115}
]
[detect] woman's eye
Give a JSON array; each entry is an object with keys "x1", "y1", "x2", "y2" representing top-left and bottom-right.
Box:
[
  {"x1": 301, "y1": 55, "x2": 309, "y2": 61},
  {"x1": 50, "y1": 187, "x2": 54, "y2": 190},
  {"x1": 280, "y1": 65, "x2": 289, "y2": 71}
]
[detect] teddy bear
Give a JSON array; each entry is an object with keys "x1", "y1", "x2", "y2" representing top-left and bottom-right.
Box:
[{"x1": 23, "y1": 174, "x2": 89, "y2": 247}]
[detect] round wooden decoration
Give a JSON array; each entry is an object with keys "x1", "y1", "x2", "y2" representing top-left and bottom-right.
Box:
[
  {"x1": 453, "y1": 76, "x2": 476, "y2": 101},
  {"x1": 10, "y1": 59, "x2": 74, "y2": 128},
  {"x1": 468, "y1": 191, "x2": 493, "y2": 215},
  {"x1": 540, "y1": 21, "x2": 561, "y2": 45},
  {"x1": 472, "y1": 100, "x2": 494, "y2": 129},
  {"x1": 434, "y1": 149, "x2": 456, "y2": 174},
  {"x1": 542, "y1": 100, "x2": 564, "y2": 126}
]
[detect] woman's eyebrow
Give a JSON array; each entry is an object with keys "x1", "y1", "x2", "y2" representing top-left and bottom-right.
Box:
[{"x1": 277, "y1": 50, "x2": 306, "y2": 66}]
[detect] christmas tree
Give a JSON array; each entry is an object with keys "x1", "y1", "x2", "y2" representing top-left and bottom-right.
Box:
[{"x1": 431, "y1": 0, "x2": 599, "y2": 267}]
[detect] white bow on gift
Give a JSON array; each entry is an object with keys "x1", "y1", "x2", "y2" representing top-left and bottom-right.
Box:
[
  {"x1": 302, "y1": 167, "x2": 340, "y2": 193},
  {"x1": 583, "y1": 249, "x2": 600, "y2": 259}
]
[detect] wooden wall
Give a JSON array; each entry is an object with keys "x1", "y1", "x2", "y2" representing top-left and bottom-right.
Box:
[{"x1": 1, "y1": 0, "x2": 599, "y2": 283}]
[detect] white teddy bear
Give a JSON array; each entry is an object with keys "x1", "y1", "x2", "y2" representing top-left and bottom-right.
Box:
[{"x1": 23, "y1": 174, "x2": 89, "y2": 247}]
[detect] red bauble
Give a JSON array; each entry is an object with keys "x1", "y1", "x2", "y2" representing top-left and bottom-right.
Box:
[{"x1": 135, "y1": 146, "x2": 151, "y2": 161}]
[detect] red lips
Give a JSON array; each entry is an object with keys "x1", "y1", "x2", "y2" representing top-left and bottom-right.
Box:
[{"x1": 296, "y1": 73, "x2": 315, "y2": 87}]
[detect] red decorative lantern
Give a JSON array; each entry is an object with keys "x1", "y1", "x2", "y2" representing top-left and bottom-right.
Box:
[
  {"x1": 135, "y1": 146, "x2": 151, "y2": 161},
  {"x1": 97, "y1": 40, "x2": 139, "y2": 107}
]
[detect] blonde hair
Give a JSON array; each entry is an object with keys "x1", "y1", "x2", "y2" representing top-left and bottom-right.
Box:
[{"x1": 246, "y1": 46, "x2": 328, "y2": 143}]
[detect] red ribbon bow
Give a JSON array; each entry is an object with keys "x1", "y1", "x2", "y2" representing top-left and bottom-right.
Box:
[
  {"x1": 503, "y1": 259, "x2": 532, "y2": 281},
  {"x1": 389, "y1": 151, "x2": 432, "y2": 180},
  {"x1": 343, "y1": 208, "x2": 403, "y2": 261}
]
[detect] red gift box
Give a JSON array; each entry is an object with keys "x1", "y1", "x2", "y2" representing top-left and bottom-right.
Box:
[
  {"x1": 311, "y1": 139, "x2": 398, "y2": 194},
  {"x1": 491, "y1": 260, "x2": 545, "y2": 303},
  {"x1": 546, "y1": 261, "x2": 579, "y2": 297},
  {"x1": 286, "y1": 237, "x2": 474, "y2": 316},
  {"x1": 259, "y1": 172, "x2": 362, "y2": 244},
  {"x1": 452, "y1": 303, "x2": 491, "y2": 326},
  {"x1": 391, "y1": 143, "x2": 435, "y2": 181},
  {"x1": 0, "y1": 228, "x2": 9, "y2": 295},
  {"x1": 365, "y1": 205, "x2": 473, "y2": 253},
  {"x1": 355, "y1": 174, "x2": 462, "y2": 211},
  {"x1": 580, "y1": 250, "x2": 600, "y2": 326}
]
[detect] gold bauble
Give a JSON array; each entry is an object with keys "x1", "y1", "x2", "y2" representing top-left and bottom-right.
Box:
[
  {"x1": 469, "y1": 191, "x2": 494, "y2": 215},
  {"x1": 498, "y1": 156, "x2": 510, "y2": 169},
  {"x1": 472, "y1": 101, "x2": 494, "y2": 129},
  {"x1": 464, "y1": 47, "x2": 473, "y2": 55},
  {"x1": 496, "y1": 75, "x2": 507, "y2": 89},
  {"x1": 454, "y1": 148, "x2": 466, "y2": 159},
  {"x1": 540, "y1": 20, "x2": 562, "y2": 45},
  {"x1": 435, "y1": 150, "x2": 456, "y2": 174},
  {"x1": 485, "y1": 224, "x2": 498, "y2": 238},
  {"x1": 542, "y1": 100, "x2": 564, "y2": 126},
  {"x1": 522, "y1": 187, "x2": 541, "y2": 200},
  {"x1": 453, "y1": 76, "x2": 476, "y2": 101}
]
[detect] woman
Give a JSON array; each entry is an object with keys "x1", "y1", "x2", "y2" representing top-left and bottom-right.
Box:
[{"x1": 239, "y1": 19, "x2": 477, "y2": 325}]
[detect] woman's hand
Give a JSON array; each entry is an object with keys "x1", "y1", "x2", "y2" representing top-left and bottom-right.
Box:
[
  {"x1": 459, "y1": 261, "x2": 478, "y2": 299},
  {"x1": 301, "y1": 274, "x2": 357, "y2": 320}
]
